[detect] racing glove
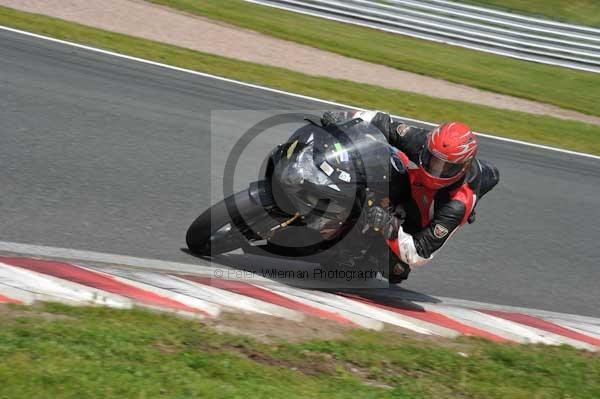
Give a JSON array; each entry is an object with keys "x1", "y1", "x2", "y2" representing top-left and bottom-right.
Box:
[{"x1": 361, "y1": 205, "x2": 402, "y2": 240}]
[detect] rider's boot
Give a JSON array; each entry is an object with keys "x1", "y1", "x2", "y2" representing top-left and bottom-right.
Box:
[{"x1": 388, "y1": 261, "x2": 411, "y2": 284}]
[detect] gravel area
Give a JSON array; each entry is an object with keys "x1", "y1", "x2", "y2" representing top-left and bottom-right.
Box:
[{"x1": 2, "y1": 0, "x2": 599, "y2": 125}]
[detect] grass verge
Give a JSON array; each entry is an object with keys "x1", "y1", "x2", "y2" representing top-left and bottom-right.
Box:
[
  {"x1": 147, "y1": 0, "x2": 600, "y2": 118},
  {"x1": 1, "y1": 5, "x2": 600, "y2": 155},
  {"x1": 0, "y1": 303, "x2": 599, "y2": 398},
  {"x1": 462, "y1": 0, "x2": 600, "y2": 28}
]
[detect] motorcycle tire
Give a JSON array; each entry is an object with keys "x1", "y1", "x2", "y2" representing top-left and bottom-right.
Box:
[{"x1": 186, "y1": 190, "x2": 267, "y2": 256}]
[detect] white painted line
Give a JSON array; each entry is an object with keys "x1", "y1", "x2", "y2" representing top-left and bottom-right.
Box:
[
  {"x1": 0, "y1": 262, "x2": 132, "y2": 308},
  {"x1": 1, "y1": 25, "x2": 599, "y2": 161}
]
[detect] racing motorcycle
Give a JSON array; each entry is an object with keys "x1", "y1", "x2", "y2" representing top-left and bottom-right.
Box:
[{"x1": 186, "y1": 115, "x2": 400, "y2": 278}]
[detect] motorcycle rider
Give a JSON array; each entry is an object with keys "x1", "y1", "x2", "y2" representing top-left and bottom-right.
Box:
[{"x1": 321, "y1": 110, "x2": 500, "y2": 283}]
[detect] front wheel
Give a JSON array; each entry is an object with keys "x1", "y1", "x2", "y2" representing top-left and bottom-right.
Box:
[{"x1": 186, "y1": 190, "x2": 269, "y2": 256}]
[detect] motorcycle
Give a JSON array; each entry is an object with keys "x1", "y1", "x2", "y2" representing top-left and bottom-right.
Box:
[{"x1": 186, "y1": 116, "x2": 400, "y2": 279}]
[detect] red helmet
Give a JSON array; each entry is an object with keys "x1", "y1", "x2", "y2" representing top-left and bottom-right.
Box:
[{"x1": 419, "y1": 122, "x2": 478, "y2": 189}]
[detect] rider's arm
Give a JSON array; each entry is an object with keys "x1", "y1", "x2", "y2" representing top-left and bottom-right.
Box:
[
  {"x1": 362, "y1": 112, "x2": 431, "y2": 150},
  {"x1": 321, "y1": 111, "x2": 364, "y2": 126},
  {"x1": 386, "y1": 184, "x2": 476, "y2": 267},
  {"x1": 321, "y1": 110, "x2": 429, "y2": 150}
]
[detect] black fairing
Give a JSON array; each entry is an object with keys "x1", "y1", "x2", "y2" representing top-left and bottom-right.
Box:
[{"x1": 264, "y1": 118, "x2": 393, "y2": 228}]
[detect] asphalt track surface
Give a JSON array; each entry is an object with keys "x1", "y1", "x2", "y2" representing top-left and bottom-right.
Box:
[{"x1": 1, "y1": 29, "x2": 600, "y2": 317}]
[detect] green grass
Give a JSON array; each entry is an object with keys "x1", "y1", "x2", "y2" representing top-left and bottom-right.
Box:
[
  {"x1": 147, "y1": 0, "x2": 600, "y2": 118},
  {"x1": 2, "y1": 5, "x2": 600, "y2": 155},
  {"x1": 462, "y1": 0, "x2": 600, "y2": 28},
  {"x1": 1, "y1": 303, "x2": 599, "y2": 398}
]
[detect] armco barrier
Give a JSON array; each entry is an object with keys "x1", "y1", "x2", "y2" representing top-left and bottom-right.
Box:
[{"x1": 247, "y1": 0, "x2": 600, "y2": 73}]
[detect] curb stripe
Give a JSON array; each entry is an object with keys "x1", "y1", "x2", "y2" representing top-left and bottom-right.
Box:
[
  {"x1": 181, "y1": 276, "x2": 353, "y2": 324},
  {"x1": 343, "y1": 294, "x2": 506, "y2": 342},
  {"x1": 2, "y1": 254, "x2": 599, "y2": 350},
  {"x1": 428, "y1": 305, "x2": 549, "y2": 343},
  {"x1": 0, "y1": 284, "x2": 35, "y2": 305},
  {"x1": 547, "y1": 320, "x2": 600, "y2": 339},
  {"x1": 81, "y1": 267, "x2": 221, "y2": 317},
  {"x1": 171, "y1": 276, "x2": 304, "y2": 321},
  {"x1": 0, "y1": 262, "x2": 132, "y2": 308},
  {"x1": 261, "y1": 286, "x2": 384, "y2": 330},
  {"x1": 0, "y1": 257, "x2": 203, "y2": 315},
  {"x1": 264, "y1": 286, "x2": 441, "y2": 335},
  {"x1": 0, "y1": 294, "x2": 21, "y2": 304},
  {"x1": 480, "y1": 309, "x2": 600, "y2": 347}
]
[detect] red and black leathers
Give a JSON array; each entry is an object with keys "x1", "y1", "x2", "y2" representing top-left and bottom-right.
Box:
[
  {"x1": 321, "y1": 110, "x2": 499, "y2": 280},
  {"x1": 367, "y1": 111, "x2": 500, "y2": 266}
]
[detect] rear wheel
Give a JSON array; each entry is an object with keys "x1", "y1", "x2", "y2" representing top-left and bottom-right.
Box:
[{"x1": 186, "y1": 190, "x2": 268, "y2": 256}]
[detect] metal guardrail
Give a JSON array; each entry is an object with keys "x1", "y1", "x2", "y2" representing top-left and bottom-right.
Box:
[{"x1": 245, "y1": 0, "x2": 600, "y2": 73}]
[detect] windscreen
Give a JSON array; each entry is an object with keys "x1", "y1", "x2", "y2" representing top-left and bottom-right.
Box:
[{"x1": 312, "y1": 118, "x2": 392, "y2": 187}]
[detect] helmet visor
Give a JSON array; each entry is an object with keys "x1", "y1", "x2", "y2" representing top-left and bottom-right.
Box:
[{"x1": 421, "y1": 148, "x2": 465, "y2": 178}]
